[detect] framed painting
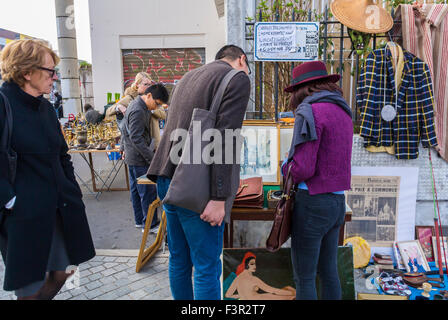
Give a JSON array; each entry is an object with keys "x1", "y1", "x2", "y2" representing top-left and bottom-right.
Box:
[
  {"x1": 397, "y1": 240, "x2": 430, "y2": 273},
  {"x1": 240, "y1": 121, "x2": 280, "y2": 185},
  {"x1": 431, "y1": 236, "x2": 448, "y2": 268},
  {"x1": 415, "y1": 226, "x2": 435, "y2": 262}
]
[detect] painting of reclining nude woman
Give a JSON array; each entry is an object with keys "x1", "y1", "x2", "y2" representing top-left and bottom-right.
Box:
[{"x1": 223, "y1": 249, "x2": 296, "y2": 300}]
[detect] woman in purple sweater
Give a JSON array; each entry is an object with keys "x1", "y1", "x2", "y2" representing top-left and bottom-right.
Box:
[{"x1": 283, "y1": 61, "x2": 353, "y2": 300}]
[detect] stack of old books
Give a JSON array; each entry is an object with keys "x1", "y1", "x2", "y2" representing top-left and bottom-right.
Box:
[{"x1": 373, "y1": 253, "x2": 394, "y2": 270}]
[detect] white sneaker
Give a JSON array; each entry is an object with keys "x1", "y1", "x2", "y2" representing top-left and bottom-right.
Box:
[{"x1": 135, "y1": 224, "x2": 144, "y2": 228}]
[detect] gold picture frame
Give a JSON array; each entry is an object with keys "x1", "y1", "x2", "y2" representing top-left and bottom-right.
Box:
[{"x1": 241, "y1": 120, "x2": 281, "y2": 185}]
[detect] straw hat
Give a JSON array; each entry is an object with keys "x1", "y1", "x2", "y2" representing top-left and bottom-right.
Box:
[{"x1": 330, "y1": 0, "x2": 394, "y2": 34}]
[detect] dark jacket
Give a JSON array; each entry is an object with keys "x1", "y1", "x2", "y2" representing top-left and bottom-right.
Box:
[
  {"x1": 121, "y1": 96, "x2": 155, "y2": 167},
  {"x1": 147, "y1": 60, "x2": 251, "y2": 200},
  {"x1": 0, "y1": 81, "x2": 95, "y2": 291}
]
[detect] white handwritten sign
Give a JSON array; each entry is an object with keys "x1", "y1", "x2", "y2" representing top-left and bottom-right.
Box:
[{"x1": 254, "y1": 22, "x2": 319, "y2": 62}]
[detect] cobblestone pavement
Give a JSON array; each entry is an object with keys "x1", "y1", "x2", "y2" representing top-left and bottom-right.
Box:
[{"x1": 0, "y1": 250, "x2": 172, "y2": 300}]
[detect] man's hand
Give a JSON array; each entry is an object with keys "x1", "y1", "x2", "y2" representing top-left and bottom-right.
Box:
[
  {"x1": 200, "y1": 200, "x2": 225, "y2": 227},
  {"x1": 117, "y1": 104, "x2": 127, "y2": 114},
  {"x1": 121, "y1": 151, "x2": 126, "y2": 160}
]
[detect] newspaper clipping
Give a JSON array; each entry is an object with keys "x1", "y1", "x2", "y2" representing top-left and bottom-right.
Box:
[{"x1": 345, "y1": 176, "x2": 401, "y2": 247}]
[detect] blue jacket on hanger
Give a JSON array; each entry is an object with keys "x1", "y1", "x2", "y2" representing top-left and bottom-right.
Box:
[{"x1": 356, "y1": 47, "x2": 438, "y2": 159}]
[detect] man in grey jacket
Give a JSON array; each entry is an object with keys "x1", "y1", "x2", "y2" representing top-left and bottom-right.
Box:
[
  {"x1": 147, "y1": 45, "x2": 251, "y2": 300},
  {"x1": 121, "y1": 83, "x2": 169, "y2": 231}
]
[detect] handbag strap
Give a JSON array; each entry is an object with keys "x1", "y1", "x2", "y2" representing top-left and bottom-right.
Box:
[
  {"x1": 209, "y1": 69, "x2": 244, "y2": 116},
  {"x1": 0, "y1": 91, "x2": 12, "y2": 151},
  {"x1": 282, "y1": 165, "x2": 297, "y2": 200}
]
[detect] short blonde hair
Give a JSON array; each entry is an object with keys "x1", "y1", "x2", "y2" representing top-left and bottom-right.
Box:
[
  {"x1": 124, "y1": 72, "x2": 153, "y2": 96},
  {"x1": 0, "y1": 39, "x2": 60, "y2": 87}
]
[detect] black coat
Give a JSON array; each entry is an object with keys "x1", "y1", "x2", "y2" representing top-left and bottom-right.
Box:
[{"x1": 0, "y1": 81, "x2": 95, "y2": 291}]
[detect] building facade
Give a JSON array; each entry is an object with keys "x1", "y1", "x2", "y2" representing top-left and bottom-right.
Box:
[{"x1": 88, "y1": 0, "x2": 226, "y2": 110}]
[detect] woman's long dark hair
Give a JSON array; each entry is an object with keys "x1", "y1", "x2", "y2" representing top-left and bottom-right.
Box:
[{"x1": 288, "y1": 78, "x2": 343, "y2": 111}]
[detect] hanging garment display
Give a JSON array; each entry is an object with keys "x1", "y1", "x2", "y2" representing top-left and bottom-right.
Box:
[
  {"x1": 356, "y1": 43, "x2": 438, "y2": 160},
  {"x1": 393, "y1": 4, "x2": 448, "y2": 162}
]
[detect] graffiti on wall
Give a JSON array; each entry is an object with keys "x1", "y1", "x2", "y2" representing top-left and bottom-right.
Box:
[{"x1": 122, "y1": 48, "x2": 205, "y2": 93}]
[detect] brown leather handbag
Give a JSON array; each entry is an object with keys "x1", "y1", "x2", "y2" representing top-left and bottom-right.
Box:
[
  {"x1": 266, "y1": 166, "x2": 296, "y2": 252},
  {"x1": 233, "y1": 177, "x2": 264, "y2": 208}
]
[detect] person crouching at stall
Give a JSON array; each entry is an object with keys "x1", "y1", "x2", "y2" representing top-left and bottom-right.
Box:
[
  {"x1": 282, "y1": 61, "x2": 353, "y2": 300},
  {"x1": 0, "y1": 39, "x2": 96, "y2": 300}
]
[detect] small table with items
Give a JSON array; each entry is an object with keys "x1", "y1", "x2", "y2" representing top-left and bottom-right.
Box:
[{"x1": 68, "y1": 149, "x2": 130, "y2": 199}]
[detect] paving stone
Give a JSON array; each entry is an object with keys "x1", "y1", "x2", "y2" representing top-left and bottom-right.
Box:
[
  {"x1": 69, "y1": 294, "x2": 88, "y2": 300},
  {"x1": 89, "y1": 265, "x2": 106, "y2": 274},
  {"x1": 85, "y1": 287, "x2": 104, "y2": 300},
  {"x1": 102, "y1": 257, "x2": 117, "y2": 262},
  {"x1": 128, "y1": 289, "x2": 146, "y2": 300},
  {"x1": 54, "y1": 291, "x2": 73, "y2": 300},
  {"x1": 88, "y1": 273, "x2": 103, "y2": 282},
  {"x1": 99, "y1": 276, "x2": 116, "y2": 285},
  {"x1": 85, "y1": 280, "x2": 102, "y2": 291},
  {"x1": 101, "y1": 268, "x2": 119, "y2": 277},
  {"x1": 113, "y1": 263, "x2": 129, "y2": 272},
  {"x1": 0, "y1": 253, "x2": 171, "y2": 301}
]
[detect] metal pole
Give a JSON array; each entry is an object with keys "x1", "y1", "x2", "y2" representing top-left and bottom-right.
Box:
[
  {"x1": 55, "y1": 0, "x2": 82, "y2": 116},
  {"x1": 323, "y1": 5, "x2": 328, "y2": 64},
  {"x1": 339, "y1": 23, "x2": 344, "y2": 87},
  {"x1": 258, "y1": 9, "x2": 263, "y2": 120},
  {"x1": 355, "y1": 53, "x2": 360, "y2": 123},
  {"x1": 274, "y1": 4, "x2": 279, "y2": 122},
  {"x1": 291, "y1": 9, "x2": 295, "y2": 76}
]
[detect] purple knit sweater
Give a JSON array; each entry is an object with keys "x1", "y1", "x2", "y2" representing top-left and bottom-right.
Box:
[{"x1": 283, "y1": 102, "x2": 353, "y2": 195}]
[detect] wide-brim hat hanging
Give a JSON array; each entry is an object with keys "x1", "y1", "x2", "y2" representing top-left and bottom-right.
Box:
[{"x1": 330, "y1": 0, "x2": 394, "y2": 34}]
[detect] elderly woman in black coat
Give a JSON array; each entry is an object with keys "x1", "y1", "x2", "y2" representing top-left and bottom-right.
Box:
[{"x1": 0, "y1": 39, "x2": 95, "y2": 300}]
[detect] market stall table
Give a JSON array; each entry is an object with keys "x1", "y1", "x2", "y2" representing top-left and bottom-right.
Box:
[
  {"x1": 224, "y1": 207, "x2": 352, "y2": 248},
  {"x1": 68, "y1": 149, "x2": 130, "y2": 199}
]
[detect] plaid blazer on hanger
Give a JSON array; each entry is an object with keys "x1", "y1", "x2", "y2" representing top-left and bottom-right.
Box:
[{"x1": 356, "y1": 47, "x2": 438, "y2": 159}]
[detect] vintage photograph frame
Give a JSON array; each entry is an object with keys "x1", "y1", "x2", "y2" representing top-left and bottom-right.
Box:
[
  {"x1": 241, "y1": 120, "x2": 281, "y2": 185},
  {"x1": 415, "y1": 226, "x2": 435, "y2": 262},
  {"x1": 431, "y1": 236, "x2": 448, "y2": 268},
  {"x1": 397, "y1": 240, "x2": 431, "y2": 273}
]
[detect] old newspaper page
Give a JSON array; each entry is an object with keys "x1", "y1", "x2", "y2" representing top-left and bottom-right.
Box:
[{"x1": 345, "y1": 176, "x2": 401, "y2": 247}]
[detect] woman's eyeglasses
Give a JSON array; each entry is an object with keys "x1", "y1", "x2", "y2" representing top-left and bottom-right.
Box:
[{"x1": 38, "y1": 67, "x2": 57, "y2": 78}]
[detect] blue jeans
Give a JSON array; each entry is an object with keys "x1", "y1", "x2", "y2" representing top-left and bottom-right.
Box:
[
  {"x1": 290, "y1": 189, "x2": 345, "y2": 300},
  {"x1": 128, "y1": 165, "x2": 158, "y2": 227},
  {"x1": 157, "y1": 176, "x2": 224, "y2": 300}
]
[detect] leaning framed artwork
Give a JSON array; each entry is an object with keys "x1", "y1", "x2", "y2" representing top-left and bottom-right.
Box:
[
  {"x1": 397, "y1": 240, "x2": 431, "y2": 273},
  {"x1": 415, "y1": 226, "x2": 435, "y2": 262},
  {"x1": 240, "y1": 121, "x2": 280, "y2": 185}
]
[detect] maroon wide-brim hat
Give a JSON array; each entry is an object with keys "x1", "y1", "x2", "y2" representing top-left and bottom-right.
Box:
[{"x1": 284, "y1": 61, "x2": 340, "y2": 93}]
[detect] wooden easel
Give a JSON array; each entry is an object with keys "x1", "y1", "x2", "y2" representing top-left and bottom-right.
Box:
[{"x1": 135, "y1": 177, "x2": 167, "y2": 273}]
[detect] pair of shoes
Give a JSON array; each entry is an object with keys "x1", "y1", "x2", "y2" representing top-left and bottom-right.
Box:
[{"x1": 135, "y1": 224, "x2": 144, "y2": 228}]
